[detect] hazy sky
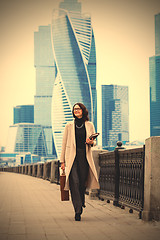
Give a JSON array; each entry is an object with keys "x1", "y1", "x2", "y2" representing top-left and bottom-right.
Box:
[{"x1": 0, "y1": 0, "x2": 160, "y2": 147}]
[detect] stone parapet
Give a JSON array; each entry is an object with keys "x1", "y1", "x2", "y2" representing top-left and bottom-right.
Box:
[{"x1": 142, "y1": 136, "x2": 160, "y2": 221}]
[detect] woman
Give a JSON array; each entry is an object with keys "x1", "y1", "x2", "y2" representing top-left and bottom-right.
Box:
[{"x1": 60, "y1": 103, "x2": 100, "y2": 221}]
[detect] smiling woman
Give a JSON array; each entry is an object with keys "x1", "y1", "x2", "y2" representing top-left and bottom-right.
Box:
[
  {"x1": 73, "y1": 104, "x2": 83, "y2": 119},
  {"x1": 60, "y1": 102, "x2": 99, "y2": 221}
]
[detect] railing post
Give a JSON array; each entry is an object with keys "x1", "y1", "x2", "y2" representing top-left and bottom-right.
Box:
[{"x1": 113, "y1": 141, "x2": 124, "y2": 206}]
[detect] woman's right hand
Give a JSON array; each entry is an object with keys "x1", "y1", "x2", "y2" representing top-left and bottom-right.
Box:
[{"x1": 61, "y1": 162, "x2": 65, "y2": 171}]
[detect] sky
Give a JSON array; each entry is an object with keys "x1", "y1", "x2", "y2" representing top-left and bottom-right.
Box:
[{"x1": 0, "y1": 0, "x2": 160, "y2": 147}]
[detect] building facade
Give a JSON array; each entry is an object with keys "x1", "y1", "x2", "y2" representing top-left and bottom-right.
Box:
[
  {"x1": 34, "y1": 25, "x2": 57, "y2": 156},
  {"x1": 5, "y1": 123, "x2": 48, "y2": 156},
  {"x1": 102, "y1": 85, "x2": 129, "y2": 149},
  {"x1": 51, "y1": 1, "x2": 97, "y2": 157},
  {"x1": 14, "y1": 105, "x2": 34, "y2": 124},
  {"x1": 150, "y1": 13, "x2": 160, "y2": 136}
]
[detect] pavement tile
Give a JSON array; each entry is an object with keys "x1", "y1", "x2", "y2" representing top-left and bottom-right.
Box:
[
  {"x1": 0, "y1": 234, "x2": 8, "y2": 240},
  {"x1": 8, "y1": 223, "x2": 26, "y2": 235},
  {"x1": 46, "y1": 232, "x2": 68, "y2": 240},
  {"x1": 25, "y1": 225, "x2": 45, "y2": 234},
  {"x1": 0, "y1": 226, "x2": 9, "y2": 234},
  {"x1": 26, "y1": 233, "x2": 47, "y2": 240},
  {"x1": 8, "y1": 234, "x2": 27, "y2": 240}
]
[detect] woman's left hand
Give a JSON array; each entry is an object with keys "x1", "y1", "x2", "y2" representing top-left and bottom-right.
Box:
[{"x1": 86, "y1": 138, "x2": 94, "y2": 145}]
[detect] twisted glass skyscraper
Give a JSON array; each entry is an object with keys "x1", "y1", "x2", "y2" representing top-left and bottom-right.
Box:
[{"x1": 51, "y1": 3, "x2": 97, "y2": 157}]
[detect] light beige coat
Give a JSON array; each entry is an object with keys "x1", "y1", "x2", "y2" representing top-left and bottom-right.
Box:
[{"x1": 60, "y1": 120, "x2": 100, "y2": 191}]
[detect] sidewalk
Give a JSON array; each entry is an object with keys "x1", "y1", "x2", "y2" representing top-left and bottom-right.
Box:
[{"x1": 0, "y1": 172, "x2": 160, "y2": 240}]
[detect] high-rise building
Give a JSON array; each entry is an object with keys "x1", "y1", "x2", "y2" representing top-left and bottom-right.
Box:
[
  {"x1": 51, "y1": 1, "x2": 97, "y2": 157},
  {"x1": 102, "y1": 85, "x2": 129, "y2": 149},
  {"x1": 34, "y1": 25, "x2": 57, "y2": 156},
  {"x1": 150, "y1": 13, "x2": 160, "y2": 136},
  {"x1": 14, "y1": 105, "x2": 34, "y2": 124},
  {"x1": 5, "y1": 123, "x2": 47, "y2": 156}
]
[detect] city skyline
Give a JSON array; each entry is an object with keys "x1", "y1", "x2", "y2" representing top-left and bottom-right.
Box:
[{"x1": 1, "y1": 0, "x2": 160, "y2": 147}]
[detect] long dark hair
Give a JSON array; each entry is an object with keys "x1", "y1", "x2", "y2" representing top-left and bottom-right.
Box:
[{"x1": 72, "y1": 103, "x2": 89, "y2": 121}]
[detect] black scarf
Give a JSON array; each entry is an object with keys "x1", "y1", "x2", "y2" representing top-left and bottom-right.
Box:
[{"x1": 75, "y1": 116, "x2": 84, "y2": 127}]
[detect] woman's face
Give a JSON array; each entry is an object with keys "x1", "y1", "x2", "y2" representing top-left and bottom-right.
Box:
[{"x1": 73, "y1": 104, "x2": 83, "y2": 119}]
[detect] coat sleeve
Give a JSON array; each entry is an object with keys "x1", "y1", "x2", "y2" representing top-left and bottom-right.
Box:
[
  {"x1": 60, "y1": 124, "x2": 68, "y2": 164},
  {"x1": 92, "y1": 123, "x2": 97, "y2": 147}
]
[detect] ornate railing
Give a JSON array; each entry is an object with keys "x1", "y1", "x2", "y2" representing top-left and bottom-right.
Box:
[
  {"x1": 99, "y1": 144, "x2": 145, "y2": 217},
  {"x1": 0, "y1": 160, "x2": 60, "y2": 184}
]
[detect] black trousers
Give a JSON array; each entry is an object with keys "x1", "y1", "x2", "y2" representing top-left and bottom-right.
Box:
[{"x1": 69, "y1": 148, "x2": 89, "y2": 214}]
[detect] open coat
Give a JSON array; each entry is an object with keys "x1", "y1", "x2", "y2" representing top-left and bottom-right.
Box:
[{"x1": 60, "y1": 120, "x2": 100, "y2": 191}]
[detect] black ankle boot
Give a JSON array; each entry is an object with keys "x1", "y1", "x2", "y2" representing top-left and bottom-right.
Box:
[{"x1": 75, "y1": 213, "x2": 81, "y2": 221}]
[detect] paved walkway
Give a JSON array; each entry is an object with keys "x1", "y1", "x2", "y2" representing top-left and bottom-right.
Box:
[{"x1": 0, "y1": 172, "x2": 160, "y2": 240}]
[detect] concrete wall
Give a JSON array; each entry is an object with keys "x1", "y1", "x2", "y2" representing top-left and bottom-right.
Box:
[{"x1": 143, "y1": 136, "x2": 160, "y2": 221}]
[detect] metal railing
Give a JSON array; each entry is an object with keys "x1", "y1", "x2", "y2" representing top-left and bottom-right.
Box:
[
  {"x1": 0, "y1": 160, "x2": 60, "y2": 185},
  {"x1": 99, "y1": 144, "x2": 145, "y2": 217}
]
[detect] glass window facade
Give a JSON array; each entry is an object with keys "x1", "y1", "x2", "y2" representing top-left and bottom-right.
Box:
[
  {"x1": 150, "y1": 13, "x2": 160, "y2": 136},
  {"x1": 5, "y1": 124, "x2": 47, "y2": 156},
  {"x1": 150, "y1": 56, "x2": 160, "y2": 136},
  {"x1": 102, "y1": 85, "x2": 129, "y2": 149},
  {"x1": 155, "y1": 13, "x2": 160, "y2": 56},
  {"x1": 34, "y1": 25, "x2": 57, "y2": 156},
  {"x1": 59, "y1": 0, "x2": 81, "y2": 15},
  {"x1": 14, "y1": 105, "x2": 34, "y2": 124}
]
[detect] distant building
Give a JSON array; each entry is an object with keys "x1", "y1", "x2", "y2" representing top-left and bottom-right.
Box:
[
  {"x1": 14, "y1": 105, "x2": 34, "y2": 124},
  {"x1": 34, "y1": 25, "x2": 57, "y2": 156},
  {"x1": 102, "y1": 85, "x2": 129, "y2": 149},
  {"x1": 5, "y1": 123, "x2": 48, "y2": 156},
  {"x1": 150, "y1": 13, "x2": 160, "y2": 136}
]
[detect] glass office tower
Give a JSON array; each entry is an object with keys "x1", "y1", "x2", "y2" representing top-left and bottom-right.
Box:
[
  {"x1": 150, "y1": 13, "x2": 160, "y2": 136},
  {"x1": 102, "y1": 85, "x2": 129, "y2": 149},
  {"x1": 5, "y1": 123, "x2": 47, "y2": 156},
  {"x1": 34, "y1": 25, "x2": 57, "y2": 156},
  {"x1": 51, "y1": 2, "x2": 97, "y2": 157},
  {"x1": 14, "y1": 105, "x2": 34, "y2": 124}
]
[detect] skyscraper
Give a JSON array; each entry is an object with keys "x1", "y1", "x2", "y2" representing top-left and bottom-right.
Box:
[
  {"x1": 14, "y1": 105, "x2": 34, "y2": 124},
  {"x1": 51, "y1": 0, "x2": 97, "y2": 157},
  {"x1": 150, "y1": 13, "x2": 160, "y2": 136},
  {"x1": 34, "y1": 25, "x2": 57, "y2": 156},
  {"x1": 102, "y1": 85, "x2": 129, "y2": 149}
]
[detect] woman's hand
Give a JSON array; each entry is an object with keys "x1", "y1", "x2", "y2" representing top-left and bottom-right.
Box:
[
  {"x1": 86, "y1": 138, "x2": 94, "y2": 145},
  {"x1": 61, "y1": 162, "x2": 65, "y2": 170}
]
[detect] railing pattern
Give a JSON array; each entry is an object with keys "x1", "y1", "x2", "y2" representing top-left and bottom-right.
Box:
[
  {"x1": 0, "y1": 160, "x2": 60, "y2": 185},
  {"x1": 99, "y1": 151, "x2": 116, "y2": 201},
  {"x1": 99, "y1": 146, "x2": 145, "y2": 215}
]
